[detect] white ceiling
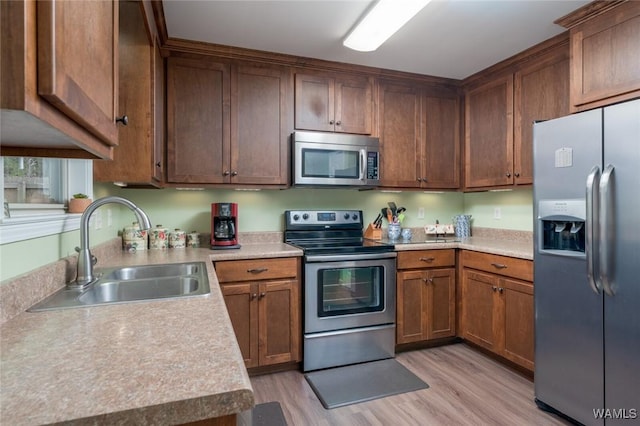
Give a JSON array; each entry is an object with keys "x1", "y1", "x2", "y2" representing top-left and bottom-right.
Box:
[{"x1": 162, "y1": 0, "x2": 590, "y2": 80}]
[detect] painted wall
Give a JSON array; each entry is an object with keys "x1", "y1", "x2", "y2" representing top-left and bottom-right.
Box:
[{"x1": 0, "y1": 184, "x2": 533, "y2": 282}]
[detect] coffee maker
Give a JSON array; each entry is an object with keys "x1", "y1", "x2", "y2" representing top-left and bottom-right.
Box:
[{"x1": 211, "y1": 202, "x2": 241, "y2": 249}]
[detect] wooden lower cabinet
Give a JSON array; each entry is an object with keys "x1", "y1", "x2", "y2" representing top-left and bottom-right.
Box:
[
  {"x1": 396, "y1": 250, "x2": 456, "y2": 344},
  {"x1": 460, "y1": 250, "x2": 534, "y2": 370},
  {"x1": 215, "y1": 257, "x2": 301, "y2": 370}
]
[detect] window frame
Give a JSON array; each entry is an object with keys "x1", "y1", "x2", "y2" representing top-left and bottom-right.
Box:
[{"x1": 1, "y1": 159, "x2": 93, "y2": 244}]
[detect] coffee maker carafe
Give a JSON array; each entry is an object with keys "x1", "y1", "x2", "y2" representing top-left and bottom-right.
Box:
[{"x1": 211, "y1": 203, "x2": 240, "y2": 249}]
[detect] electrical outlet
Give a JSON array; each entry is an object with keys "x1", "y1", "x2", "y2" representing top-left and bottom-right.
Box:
[
  {"x1": 107, "y1": 209, "x2": 112, "y2": 227},
  {"x1": 494, "y1": 207, "x2": 502, "y2": 220},
  {"x1": 93, "y1": 210, "x2": 103, "y2": 230},
  {"x1": 417, "y1": 207, "x2": 425, "y2": 219}
]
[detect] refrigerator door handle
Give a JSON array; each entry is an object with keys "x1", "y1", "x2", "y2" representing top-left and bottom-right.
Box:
[
  {"x1": 586, "y1": 165, "x2": 601, "y2": 294},
  {"x1": 599, "y1": 164, "x2": 615, "y2": 296}
]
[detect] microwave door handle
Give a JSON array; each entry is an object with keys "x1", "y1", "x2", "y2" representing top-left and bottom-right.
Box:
[
  {"x1": 359, "y1": 149, "x2": 366, "y2": 181},
  {"x1": 599, "y1": 164, "x2": 615, "y2": 296},
  {"x1": 586, "y1": 165, "x2": 601, "y2": 295}
]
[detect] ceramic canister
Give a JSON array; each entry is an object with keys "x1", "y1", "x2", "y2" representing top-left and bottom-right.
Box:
[
  {"x1": 169, "y1": 229, "x2": 186, "y2": 249},
  {"x1": 122, "y1": 222, "x2": 147, "y2": 252},
  {"x1": 187, "y1": 231, "x2": 200, "y2": 248},
  {"x1": 149, "y1": 225, "x2": 169, "y2": 249}
]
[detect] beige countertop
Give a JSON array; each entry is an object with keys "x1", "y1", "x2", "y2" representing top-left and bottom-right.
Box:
[
  {"x1": 0, "y1": 243, "x2": 302, "y2": 426},
  {"x1": 1, "y1": 235, "x2": 530, "y2": 425}
]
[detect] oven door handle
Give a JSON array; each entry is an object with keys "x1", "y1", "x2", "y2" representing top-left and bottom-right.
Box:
[{"x1": 305, "y1": 252, "x2": 397, "y2": 262}]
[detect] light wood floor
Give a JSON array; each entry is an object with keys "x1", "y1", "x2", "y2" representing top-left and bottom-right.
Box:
[{"x1": 251, "y1": 343, "x2": 572, "y2": 426}]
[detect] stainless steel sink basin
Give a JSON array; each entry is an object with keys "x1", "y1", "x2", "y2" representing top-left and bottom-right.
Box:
[{"x1": 28, "y1": 262, "x2": 210, "y2": 312}]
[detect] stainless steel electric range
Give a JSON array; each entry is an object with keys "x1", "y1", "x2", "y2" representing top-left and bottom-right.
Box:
[{"x1": 284, "y1": 210, "x2": 397, "y2": 372}]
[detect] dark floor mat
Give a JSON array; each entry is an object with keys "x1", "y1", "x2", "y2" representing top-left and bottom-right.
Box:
[
  {"x1": 304, "y1": 358, "x2": 429, "y2": 409},
  {"x1": 252, "y1": 401, "x2": 287, "y2": 426}
]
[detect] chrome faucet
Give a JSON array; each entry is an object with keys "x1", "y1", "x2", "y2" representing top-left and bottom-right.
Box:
[{"x1": 71, "y1": 196, "x2": 152, "y2": 288}]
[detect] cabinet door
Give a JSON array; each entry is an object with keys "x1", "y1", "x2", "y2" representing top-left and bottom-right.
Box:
[
  {"x1": 514, "y1": 46, "x2": 569, "y2": 185},
  {"x1": 231, "y1": 64, "x2": 291, "y2": 185},
  {"x1": 258, "y1": 279, "x2": 300, "y2": 366},
  {"x1": 378, "y1": 83, "x2": 422, "y2": 188},
  {"x1": 167, "y1": 57, "x2": 230, "y2": 183},
  {"x1": 152, "y1": 37, "x2": 165, "y2": 183},
  {"x1": 94, "y1": 1, "x2": 159, "y2": 186},
  {"x1": 294, "y1": 74, "x2": 334, "y2": 132},
  {"x1": 221, "y1": 282, "x2": 259, "y2": 368},
  {"x1": 396, "y1": 270, "x2": 429, "y2": 344},
  {"x1": 462, "y1": 269, "x2": 499, "y2": 351},
  {"x1": 569, "y1": 1, "x2": 640, "y2": 111},
  {"x1": 37, "y1": 1, "x2": 118, "y2": 146},
  {"x1": 501, "y1": 278, "x2": 534, "y2": 370},
  {"x1": 334, "y1": 76, "x2": 373, "y2": 134},
  {"x1": 464, "y1": 75, "x2": 514, "y2": 188},
  {"x1": 426, "y1": 268, "x2": 456, "y2": 340},
  {"x1": 422, "y1": 95, "x2": 460, "y2": 189}
]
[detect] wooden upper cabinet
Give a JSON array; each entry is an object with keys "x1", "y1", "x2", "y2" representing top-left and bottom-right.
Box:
[
  {"x1": 94, "y1": 0, "x2": 164, "y2": 187},
  {"x1": 514, "y1": 44, "x2": 570, "y2": 185},
  {"x1": 230, "y1": 64, "x2": 292, "y2": 185},
  {"x1": 556, "y1": 0, "x2": 640, "y2": 112},
  {"x1": 422, "y1": 94, "x2": 460, "y2": 189},
  {"x1": 166, "y1": 57, "x2": 230, "y2": 184},
  {"x1": 464, "y1": 75, "x2": 514, "y2": 188},
  {"x1": 1, "y1": 0, "x2": 118, "y2": 159},
  {"x1": 379, "y1": 82, "x2": 460, "y2": 189},
  {"x1": 378, "y1": 82, "x2": 422, "y2": 187},
  {"x1": 295, "y1": 73, "x2": 372, "y2": 134},
  {"x1": 37, "y1": 0, "x2": 119, "y2": 147}
]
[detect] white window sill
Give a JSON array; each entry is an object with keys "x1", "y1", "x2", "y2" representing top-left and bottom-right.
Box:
[{"x1": 0, "y1": 214, "x2": 82, "y2": 244}]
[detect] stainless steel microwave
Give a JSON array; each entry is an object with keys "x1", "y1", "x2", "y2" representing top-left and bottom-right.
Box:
[{"x1": 292, "y1": 131, "x2": 380, "y2": 187}]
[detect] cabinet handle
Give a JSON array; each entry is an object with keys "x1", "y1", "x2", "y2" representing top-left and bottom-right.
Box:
[
  {"x1": 156, "y1": 162, "x2": 161, "y2": 168},
  {"x1": 515, "y1": 172, "x2": 520, "y2": 178},
  {"x1": 231, "y1": 171, "x2": 238, "y2": 176},
  {"x1": 259, "y1": 292, "x2": 266, "y2": 299},
  {"x1": 329, "y1": 120, "x2": 335, "y2": 125},
  {"x1": 417, "y1": 178, "x2": 422, "y2": 182},
  {"x1": 419, "y1": 257, "x2": 435, "y2": 263},
  {"x1": 247, "y1": 267, "x2": 268, "y2": 274},
  {"x1": 223, "y1": 170, "x2": 231, "y2": 176},
  {"x1": 491, "y1": 263, "x2": 508, "y2": 269},
  {"x1": 498, "y1": 287, "x2": 504, "y2": 293},
  {"x1": 336, "y1": 121, "x2": 341, "y2": 126},
  {"x1": 422, "y1": 177, "x2": 428, "y2": 182},
  {"x1": 506, "y1": 172, "x2": 511, "y2": 178},
  {"x1": 250, "y1": 293, "x2": 258, "y2": 300},
  {"x1": 492, "y1": 286, "x2": 498, "y2": 292},
  {"x1": 116, "y1": 115, "x2": 128, "y2": 126}
]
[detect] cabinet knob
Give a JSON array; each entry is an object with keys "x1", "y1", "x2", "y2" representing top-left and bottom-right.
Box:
[
  {"x1": 336, "y1": 121, "x2": 341, "y2": 126},
  {"x1": 514, "y1": 172, "x2": 520, "y2": 178},
  {"x1": 231, "y1": 171, "x2": 238, "y2": 176},
  {"x1": 417, "y1": 178, "x2": 422, "y2": 182},
  {"x1": 259, "y1": 292, "x2": 266, "y2": 299},
  {"x1": 329, "y1": 120, "x2": 335, "y2": 125},
  {"x1": 156, "y1": 162, "x2": 161, "y2": 168},
  {"x1": 498, "y1": 287, "x2": 504, "y2": 293},
  {"x1": 223, "y1": 170, "x2": 231, "y2": 176},
  {"x1": 251, "y1": 293, "x2": 258, "y2": 300},
  {"x1": 422, "y1": 177, "x2": 428, "y2": 183},
  {"x1": 506, "y1": 172, "x2": 512, "y2": 178},
  {"x1": 492, "y1": 286, "x2": 498, "y2": 292},
  {"x1": 116, "y1": 115, "x2": 128, "y2": 126}
]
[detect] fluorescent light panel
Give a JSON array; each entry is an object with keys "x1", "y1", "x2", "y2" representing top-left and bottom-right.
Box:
[{"x1": 343, "y1": 0, "x2": 431, "y2": 52}]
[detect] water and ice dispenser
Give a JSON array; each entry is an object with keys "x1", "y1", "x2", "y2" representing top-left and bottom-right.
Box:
[{"x1": 538, "y1": 200, "x2": 586, "y2": 257}]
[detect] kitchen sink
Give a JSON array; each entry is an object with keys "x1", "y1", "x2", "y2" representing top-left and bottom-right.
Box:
[{"x1": 28, "y1": 262, "x2": 210, "y2": 312}]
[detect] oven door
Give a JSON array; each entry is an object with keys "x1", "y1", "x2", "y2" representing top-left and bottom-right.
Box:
[{"x1": 304, "y1": 252, "x2": 396, "y2": 333}]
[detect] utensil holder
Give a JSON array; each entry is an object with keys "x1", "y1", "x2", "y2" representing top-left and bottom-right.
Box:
[{"x1": 364, "y1": 223, "x2": 382, "y2": 240}]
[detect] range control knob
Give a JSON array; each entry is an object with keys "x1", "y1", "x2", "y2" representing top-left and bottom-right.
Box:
[
  {"x1": 344, "y1": 213, "x2": 350, "y2": 220},
  {"x1": 292, "y1": 214, "x2": 300, "y2": 221},
  {"x1": 352, "y1": 214, "x2": 358, "y2": 220},
  {"x1": 302, "y1": 213, "x2": 309, "y2": 220}
]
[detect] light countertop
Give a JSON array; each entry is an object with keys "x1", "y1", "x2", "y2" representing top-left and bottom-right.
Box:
[{"x1": 0, "y1": 243, "x2": 302, "y2": 426}]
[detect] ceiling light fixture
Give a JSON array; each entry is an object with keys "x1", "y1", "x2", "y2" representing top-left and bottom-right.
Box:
[{"x1": 343, "y1": 0, "x2": 432, "y2": 52}]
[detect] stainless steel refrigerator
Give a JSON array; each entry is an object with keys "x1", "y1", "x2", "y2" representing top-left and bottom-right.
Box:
[{"x1": 533, "y1": 98, "x2": 640, "y2": 425}]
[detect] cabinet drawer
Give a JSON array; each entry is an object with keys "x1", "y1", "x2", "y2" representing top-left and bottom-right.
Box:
[
  {"x1": 215, "y1": 257, "x2": 298, "y2": 282},
  {"x1": 461, "y1": 250, "x2": 532, "y2": 282},
  {"x1": 397, "y1": 249, "x2": 455, "y2": 270}
]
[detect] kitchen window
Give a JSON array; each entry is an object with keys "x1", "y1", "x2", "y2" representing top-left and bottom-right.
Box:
[{"x1": 1, "y1": 157, "x2": 93, "y2": 244}]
